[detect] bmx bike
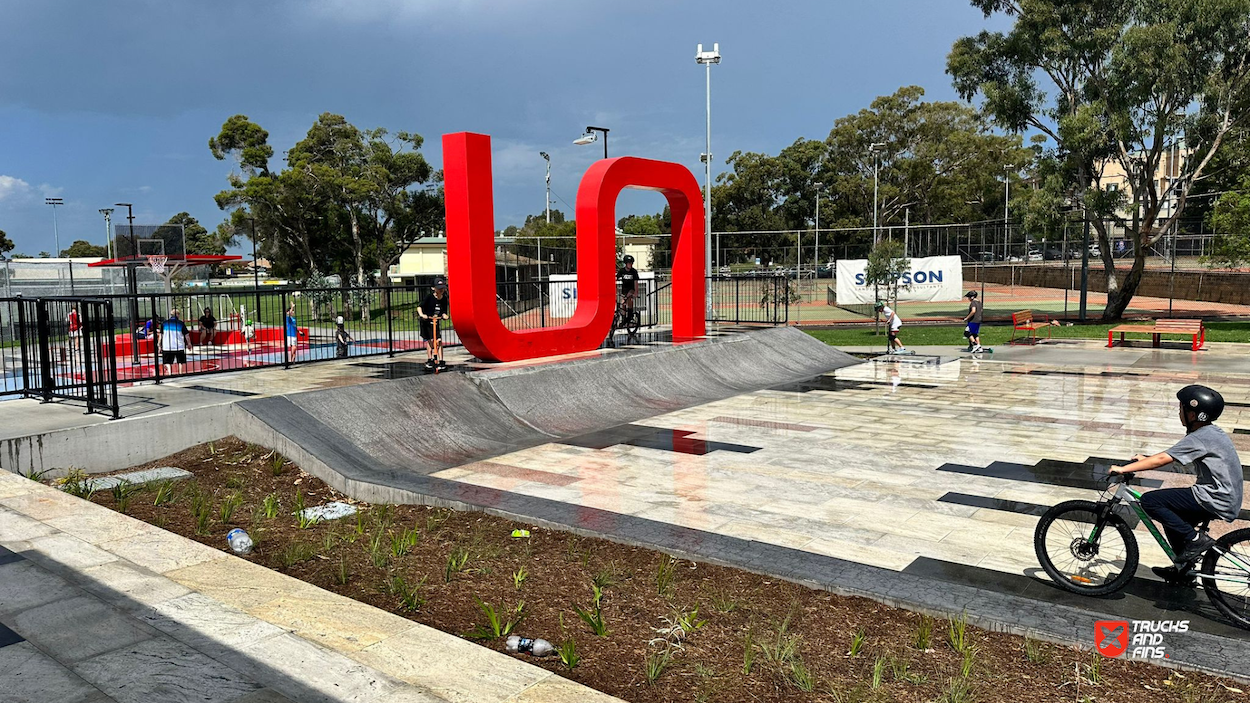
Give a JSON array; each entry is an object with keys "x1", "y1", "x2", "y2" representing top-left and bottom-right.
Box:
[
  {"x1": 605, "y1": 296, "x2": 640, "y2": 348},
  {"x1": 1033, "y1": 473, "x2": 1250, "y2": 629}
]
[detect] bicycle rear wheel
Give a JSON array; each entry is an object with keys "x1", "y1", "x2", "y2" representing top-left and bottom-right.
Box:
[
  {"x1": 1201, "y1": 528, "x2": 1250, "y2": 630},
  {"x1": 1034, "y1": 500, "x2": 1139, "y2": 596}
]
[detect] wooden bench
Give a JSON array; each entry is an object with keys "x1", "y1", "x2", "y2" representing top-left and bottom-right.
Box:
[
  {"x1": 1107, "y1": 318, "x2": 1205, "y2": 351},
  {"x1": 1010, "y1": 310, "x2": 1051, "y2": 345}
]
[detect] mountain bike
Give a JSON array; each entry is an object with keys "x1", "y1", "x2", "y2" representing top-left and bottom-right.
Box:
[{"x1": 1034, "y1": 473, "x2": 1250, "y2": 630}]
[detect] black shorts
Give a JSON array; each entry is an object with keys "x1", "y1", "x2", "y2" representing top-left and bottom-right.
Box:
[
  {"x1": 420, "y1": 320, "x2": 437, "y2": 341},
  {"x1": 887, "y1": 329, "x2": 900, "y2": 342},
  {"x1": 162, "y1": 350, "x2": 186, "y2": 364}
]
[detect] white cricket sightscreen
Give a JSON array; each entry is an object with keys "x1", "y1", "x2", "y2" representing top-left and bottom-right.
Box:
[{"x1": 834, "y1": 255, "x2": 964, "y2": 304}]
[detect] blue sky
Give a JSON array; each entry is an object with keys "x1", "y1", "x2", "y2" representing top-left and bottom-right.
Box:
[{"x1": 0, "y1": 0, "x2": 1007, "y2": 256}]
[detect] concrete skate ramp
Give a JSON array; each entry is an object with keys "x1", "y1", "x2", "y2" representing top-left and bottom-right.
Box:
[
  {"x1": 481, "y1": 326, "x2": 856, "y2": 435},
  {"x1": 239, "y1": 327, "x2": 858, "y2": 478},
  {"x1": 279, "y1": 372, "x2": 552, "y2": 472}
]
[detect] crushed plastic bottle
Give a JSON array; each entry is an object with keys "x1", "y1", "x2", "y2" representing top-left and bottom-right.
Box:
[
  {"x1": 505, "y1": 635, "x2": 554, "y2": 657},
  {"x1": 226, "y1": 528, "x2": 254, "y2": 555}
]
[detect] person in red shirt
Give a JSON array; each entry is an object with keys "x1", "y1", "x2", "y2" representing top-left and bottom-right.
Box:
[{"x1": 67, "y1": 306, "x2": 82, "y2": 356}]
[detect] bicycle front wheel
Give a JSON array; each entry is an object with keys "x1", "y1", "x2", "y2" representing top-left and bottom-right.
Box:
[
  {"x1": 1201, "y1": 528, "x2": 1250, "y2": 630},
  {"x1": 1034, "y1": 500, "x2": 1139, "y2": 596}
]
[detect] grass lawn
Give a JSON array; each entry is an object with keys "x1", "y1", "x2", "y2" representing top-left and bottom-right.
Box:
[{"x1": 804, "y1": 321, "x2": 1250, "y2": 348}]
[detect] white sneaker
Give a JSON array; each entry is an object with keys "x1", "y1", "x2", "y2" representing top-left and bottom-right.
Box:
[{"x1": 972, "y1": 345, "x2": 983, "y2": 353}]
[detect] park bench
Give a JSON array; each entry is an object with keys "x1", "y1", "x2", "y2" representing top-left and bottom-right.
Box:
[
  {"x1": 1107, "y1": 318, "x2": 1205, "y2": 351},
  {"x1": 1010, "y1": 310, "x2": 1052, "y2": 345}
]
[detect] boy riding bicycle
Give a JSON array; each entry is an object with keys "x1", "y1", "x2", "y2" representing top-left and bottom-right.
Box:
[
  {"x1": 618, "y1": 254, "x2": 640, "y2": 317},
  {"x1": 1110, "y1": 385, "x2": 1243, "y2": 584}
]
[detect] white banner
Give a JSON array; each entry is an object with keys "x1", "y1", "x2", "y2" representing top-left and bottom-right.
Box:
[
  {"x1": 835, "y1": 255, "x2": 963, "y2": 304},
  {"x1": 547, "y1": 272, "x2": 654, "y2": 319}
]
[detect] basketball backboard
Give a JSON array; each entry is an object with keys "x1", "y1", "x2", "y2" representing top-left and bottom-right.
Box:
[{"x1": 112, "y1": 224, "x2": 186, "y2": 261}]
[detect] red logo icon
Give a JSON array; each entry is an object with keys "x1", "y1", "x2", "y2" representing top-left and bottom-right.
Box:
[
  {"x1": 442, "y1": 132, "x2": 706, "y2": 362},
  {"x1": 1094, "y1": 620, "x2": 1129, "y2": 657}
]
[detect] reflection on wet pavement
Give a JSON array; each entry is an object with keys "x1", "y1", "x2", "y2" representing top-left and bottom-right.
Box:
[{"x1": 431, "y1": 347, "x2": 1250, "y2": 635}]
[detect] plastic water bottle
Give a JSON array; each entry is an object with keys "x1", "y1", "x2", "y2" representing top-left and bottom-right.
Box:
[
  {"x1": 226, "y1": 528, "x2": 254, "y2": 555},
  {"x1": 505, "y1": 636, "x2": 554, "y2": 657}
]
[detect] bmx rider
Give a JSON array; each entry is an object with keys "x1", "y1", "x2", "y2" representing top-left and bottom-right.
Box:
[{"x1": 1110, "y1": 385, "x2": 1243, "y2": 584}]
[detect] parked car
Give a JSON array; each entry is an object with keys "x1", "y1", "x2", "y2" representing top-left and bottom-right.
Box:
[
  {"x1": 978, "y1": 251, "x2": 999, "y2": 262},
  {"x1": 1089, "y1": 244, "x2": 1101, "y2": 257},
  {"x1": 1044, "y1": 248, "x2": 1063, "y2": 261},
  {"x1": 1027, "y1": 249, "x2": 1043, "y2": 262}
]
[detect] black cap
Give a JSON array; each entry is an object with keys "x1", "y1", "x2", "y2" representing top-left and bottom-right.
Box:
[
  {"x1": 434, "y1": 277, "x2": 447, "y2": 288},
  {"x1": 965, "y1": 291, "x2": 977, "y2": 299}
]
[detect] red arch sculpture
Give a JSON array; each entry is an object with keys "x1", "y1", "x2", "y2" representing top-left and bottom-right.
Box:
[{"x1": 443, "y1": 132, "x2": 706, "y2": 362}]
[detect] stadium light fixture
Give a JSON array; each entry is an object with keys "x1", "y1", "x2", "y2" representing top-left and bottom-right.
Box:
[{"x1": 574, "y1": 126, "x2": 609, "y2": 159}]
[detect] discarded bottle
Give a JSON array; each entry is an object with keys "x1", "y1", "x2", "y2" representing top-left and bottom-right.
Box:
[
  {"x1": 226, "y1": 528, "x2": 254, "y2": 555},
  {"x1": 505, "y1": 636, "x2": 554, "y2": 657}
]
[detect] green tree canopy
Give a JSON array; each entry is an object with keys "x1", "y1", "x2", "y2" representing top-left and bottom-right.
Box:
[
  {"x1": 0, "y1": 229, "x2": 13, "y2": 256},
  {"x1": 1209, "y1": 173, "x2": 1250, "y2": 267},
  {"x1": 711, "y1": 86, "x2": 1026, "y2": 265},
  {"x1": 60, "y1": 240, "x2": 108, "y2": 258},
  {"x1": 948, "y1": 0, "x2": 1250, "y2": 319},
  {"x1": 210, "y1": 114, "x2": 440, "y2": 289}
]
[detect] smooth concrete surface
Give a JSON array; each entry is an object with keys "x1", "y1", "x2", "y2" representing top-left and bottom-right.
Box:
[
  {"x1": 0, "y1": 470, "x2": 622, "y2": 703},
  {"x1": 241, "y1": 327, "x2": 859, "y2": 480},
  {"x1": 234, "y1": 340, "x2": 1250, "y2": 680}
]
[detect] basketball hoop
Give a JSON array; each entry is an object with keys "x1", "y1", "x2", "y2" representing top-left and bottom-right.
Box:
[{"x1": 147, "y1": 255, "x2": 168, "y2": 275}]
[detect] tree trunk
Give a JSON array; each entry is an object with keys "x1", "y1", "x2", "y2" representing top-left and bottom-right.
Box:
[
  {"x1": 1101, "y1": 248, "x2": 1146, "y2": 321},
  {"x1": 348, "y1": 211, "x2": 368, "y2": 323}
]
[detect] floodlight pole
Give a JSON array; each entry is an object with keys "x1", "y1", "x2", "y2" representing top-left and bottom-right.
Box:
[
  {"x1": 540, "y1": 151, "x2": 551, "y2": 224},
  {"x1": 45, "y1": 198, "x2": 63, "y2": 257},
  {"x1": 697, "y1": 42, "x2": 720, "y2": 318},
  {"x1": 99, "y1": 209, "x2": 114, "y2": 260},
  {"x1": 869, "y1": 143, "x2": 885, "y2": 245},
  {"x1": 116, "y1": 202, "x2": 139, "y2": 361},
  {"x1": 250, "y1": 217, "x2": 261, "y2": 317}
]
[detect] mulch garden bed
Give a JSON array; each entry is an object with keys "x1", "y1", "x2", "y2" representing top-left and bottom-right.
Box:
[{"x1": 54, "y1": 437, "x2": 1247, "y2": 703}]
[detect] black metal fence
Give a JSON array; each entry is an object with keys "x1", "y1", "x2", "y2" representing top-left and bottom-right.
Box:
[
  {"x1": 0, "y1": 276, "x2": 785, "y2": 415},
  {"x1": 2, "y1": 298, "x2": 121, "y2": 417},
  {"x1": 708, "y1": 275, "x2": 791, "y2": 325}
]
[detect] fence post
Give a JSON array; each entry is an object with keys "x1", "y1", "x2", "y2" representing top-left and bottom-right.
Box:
[
  {"x1": 105, "y1": 301, "x2": 120, "y2": 419},
  {"x1": 82, "y1": 302, "x2": 97, "y2": 414},
  {"x1": 282, "y1": 291, "x2": 291, "y2": 369},
  {"x1": 17, "y1": 300, "x2": 31, "y2": 400},
  {"x1": 386, "y1": 285, "x2": 396, "y2": 357},
  {"x1": 35, "y1": 301, "x2": 53, "y2": 402},
  {"x1": 152, "y1": 296, "x2": 162, "y2": 385}
]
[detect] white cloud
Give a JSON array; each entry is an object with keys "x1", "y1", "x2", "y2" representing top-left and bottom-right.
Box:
[
  {"x1": 38, "y1": 183, "x2": 64, "y2": 198},
  {"x1": 0, "y1": 175, "x2": 32, "y2": 202}
]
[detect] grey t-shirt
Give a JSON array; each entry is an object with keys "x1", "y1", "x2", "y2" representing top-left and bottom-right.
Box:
[
  {"x1": 968, "y1": 299, "x2": 983, "y2": 324},
  {"x1": 1167, "y1": 424, "x2": 1244, "y2": 522}
]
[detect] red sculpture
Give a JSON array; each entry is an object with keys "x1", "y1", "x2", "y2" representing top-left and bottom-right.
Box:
[{"x1": 443, "y1": 132, "x2": 705, "y2": 362}]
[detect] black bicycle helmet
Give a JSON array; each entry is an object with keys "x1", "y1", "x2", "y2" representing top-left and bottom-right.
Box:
[
  {"x1": 1177, "y1": 384, "x2": 1224, "y2": 423},
  {"x1": 622, "y1": 254, "x2": 635, "y2": 264},
  {"x1": 965, "y1": 290, "x2": 978, "y2": 299}
]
